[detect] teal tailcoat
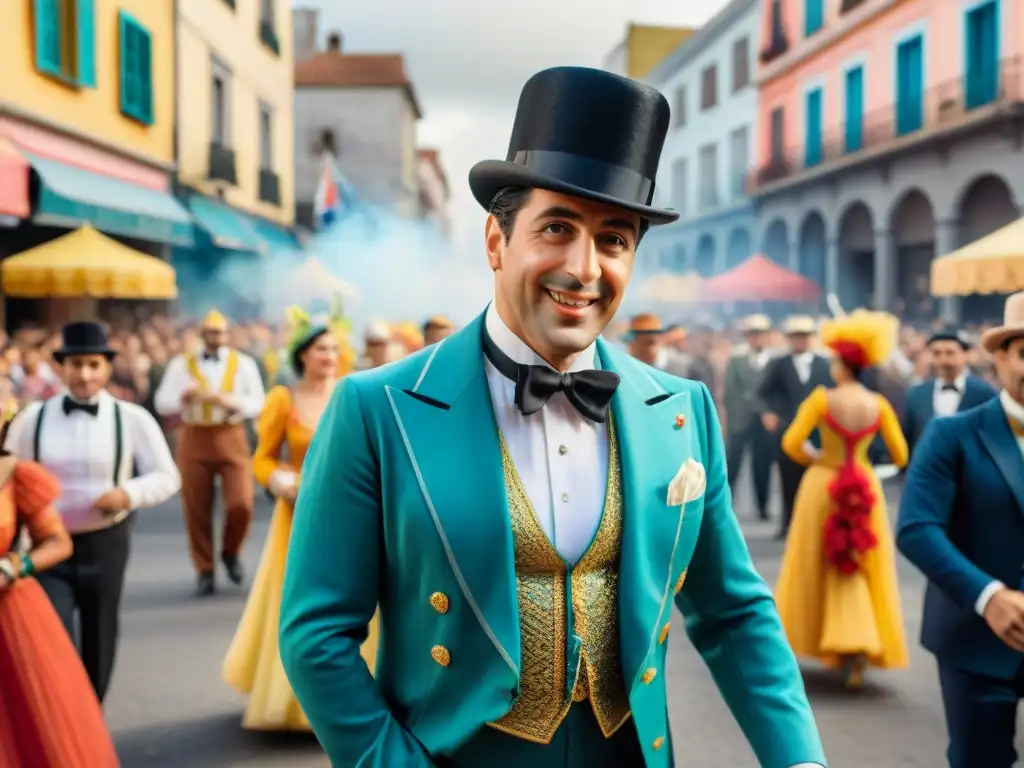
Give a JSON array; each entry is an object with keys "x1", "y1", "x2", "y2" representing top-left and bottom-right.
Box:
[{"x1": 280, "y1": 313, "x2": 826, "y2": 768}]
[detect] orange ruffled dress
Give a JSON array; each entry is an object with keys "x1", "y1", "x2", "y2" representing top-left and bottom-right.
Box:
[
  {"x1": 0, "y1": 459, "x2": 119, "y2": 768},
  {"x1": 222, "y1": 386, "x2": 378, "y2": 730},
  {"x1": 774, "y1": 386, "x2": 910, "y2": 670}
]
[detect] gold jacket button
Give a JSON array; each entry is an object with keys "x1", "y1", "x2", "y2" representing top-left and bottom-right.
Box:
[
  {"x1": 673, "y1": 569, "x2": 688, "y2": 595},
  {"x1": 572, "y1": 685, "x2": 588, "y2": 702},
  {"x1": 652, "y1": 736, "x2": 664, "y2": 750},
  {"x1": 431, "y1": 645, "x2": 451, "y2": 667},
  {"x1": 641, "y1": 667, "x2": 657, "y2": 684},
  {"x1": 658, "y1": 622, "x2": 670, "y2": 644},
  {"x1": 429, "y1": 592, "x2": 449, "y2": 614}
]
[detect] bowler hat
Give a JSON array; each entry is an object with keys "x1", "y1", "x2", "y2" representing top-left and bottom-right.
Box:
[
  {"x1": 53, "y1": 321, "x2": 116, "y2": 363},
  {"x1": 469, "y1": 67, "x2": 678, "y2": 224},
  {"x1": 927, "y1": 325, "x2": 972, "y2": 350}
]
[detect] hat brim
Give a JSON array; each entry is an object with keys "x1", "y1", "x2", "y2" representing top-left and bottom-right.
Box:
[
  {"x1": 980, "y1": 325, "x2": 1024, "y2": 353},
  {"x1": 469, "y1": 160, "x2": 679, "y2": 225},
  {"x1": 53, "y1": 347, "x2": 116, "y2": 364}
]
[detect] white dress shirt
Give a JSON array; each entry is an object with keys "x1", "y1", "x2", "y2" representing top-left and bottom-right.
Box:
[
  {"x1": 932, "y1": 371, "x2": 968, "y2": 417},
  {"x1": 484, "y1": 304, "x2": 607, "y2": 565},
  {"x1": 154, "y1": 346, "x2": 265, "y2": 424},
  {"x1": 791, "y1": 351, "x2": 815, "y2": 384},
  {"x1": 750, "y1": 349, "x2": 769, "y2": 371},
  {"x1": 974, "y1": 390, "x2": 1024, "y2": 617},
  {"x1": 6, "y1": 390, "x2": 181, "y2": 534}
]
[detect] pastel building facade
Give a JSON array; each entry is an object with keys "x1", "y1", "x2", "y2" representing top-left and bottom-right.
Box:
[
  {"x1": 753, "y1": 0, "x2": 1024, "y2": 319},
  {"x1": 642, "y1": 0, "x2": 762, "y2": 276}
]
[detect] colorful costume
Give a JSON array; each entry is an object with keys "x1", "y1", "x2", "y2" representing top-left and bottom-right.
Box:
[
  {"x1": 0, "y1": 457, "x2": 119, "y2": 768},
  {"x1": 775, "y1": 310, "x2": 910, "y2": 675},
  {"x1": 223, "y1": 309, "x2": 376, "y2": 731}
]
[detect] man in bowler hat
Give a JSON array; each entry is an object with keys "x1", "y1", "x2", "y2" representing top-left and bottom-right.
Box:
[
  {"x1": 280, "y1": 67, "x2": 824, "y2": 768},
  {"x1": 5, "y1": 321, "x2": 180, "y2": 701}
]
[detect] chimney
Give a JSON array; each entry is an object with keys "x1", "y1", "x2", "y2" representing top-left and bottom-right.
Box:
[
  {"x1": 327, "y1": 32, "x2": 342, "y2": 52},
  {"x1": 291, "y1": 7, "x2": 319, "y2": 61}
]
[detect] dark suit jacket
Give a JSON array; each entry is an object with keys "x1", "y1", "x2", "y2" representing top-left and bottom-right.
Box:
[
  {"x1": 902, "y1": 375, "x2": 999, "y2": 455},
  {"x1": 757, "y1": 354, "x2": 832, "y2": 447},
  {"x1": 897, "y1": 397, "x2": 1024, "y2": 680}
]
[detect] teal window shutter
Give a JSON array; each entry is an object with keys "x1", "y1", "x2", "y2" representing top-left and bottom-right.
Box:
[
  {"x1": 34, "y1": 0, "x2": 62, "y2": 77},
  {"x1": 119, "y1": 12, "x2": 154, "y2": 125},
  {"x1": 75, "y1": 0, "x2": 96, "y2": 87}
]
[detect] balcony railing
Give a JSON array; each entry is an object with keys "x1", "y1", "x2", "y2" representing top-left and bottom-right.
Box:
[
  {"x1": 258, "y1": 169, "x2": 280, "y2": 205},
  {"x1": 751, "y1": 57, "x2": 1022, "y2": 189},
  {"x1": 760, "y1": 0, "x2": 789, "y2": 64},
  {"x1": 208, "y1": 141, "x2": 237, "y2": 185},
  {"x1": 259, "y1": 19, "x2": 280, "y2": 56}
]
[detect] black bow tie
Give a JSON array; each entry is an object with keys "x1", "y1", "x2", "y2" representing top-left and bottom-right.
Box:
[
  {"x1": 941, "y1": 383, "x2": 960, "y2": 392},
  {"x1": 203, "y1": 352, "x2": 219, "y2": 361},
  {"x1": 482, "y1": 329, "x2": 619, "y2": 423},
  {"x1": 63, "y1": 396, "x2": 99, "y2": 417}
]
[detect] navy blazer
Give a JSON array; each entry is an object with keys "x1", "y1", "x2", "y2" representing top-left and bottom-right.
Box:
[
  {"x1": 902, "y1": 375, "x2": 998, "y2": 455},
  {"x1": 897, "y1": 397, "x2": 1024, "y2": 680}
]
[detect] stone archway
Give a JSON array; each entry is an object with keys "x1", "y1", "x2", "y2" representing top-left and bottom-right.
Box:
[
  {"x1": 890, "y1": 189, "x2": 936, "y2": 322},
  {"x1": 694, "y1": 234, "x2": 716, "y2": 277},
  {"x1": 761, "y1": 218, "x2": 789, "y2": 265},
  {"x1": 725, "y1": 227, "x2": 752, "y2": 269},
  {"x1": 836, "y1": 202, "x2": 875, "y2": 308},
  {"x1": 797, "y1": 211, "x2": 827, "y2": 288},
  {"x1": 958, "y1": 173, "x2": 1019, "y2": 320}
]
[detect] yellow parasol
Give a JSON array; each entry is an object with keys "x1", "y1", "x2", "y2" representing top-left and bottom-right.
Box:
[{"x1": 931, "y1": 217, "x2": 1024, "y2": 296}]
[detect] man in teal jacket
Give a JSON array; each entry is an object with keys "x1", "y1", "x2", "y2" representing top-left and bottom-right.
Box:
[{"x1": 280, "y1": 66, "x2": 826, "y2": 768}]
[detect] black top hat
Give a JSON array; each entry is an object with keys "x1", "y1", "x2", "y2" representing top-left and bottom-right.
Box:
[
  {"x1": 469, "y1": 67, "x2": 678, "y2": 225},
  {"x1": 927, "y1": 326, "x2": 972, "y2": 350},
  {"x1": 53, "y1": 321, "x2": 116, "y2": 363}
]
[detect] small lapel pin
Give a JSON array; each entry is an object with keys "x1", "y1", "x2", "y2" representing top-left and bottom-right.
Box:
[{"x1": 674, "y1": 413, "x2": 685, "y2": 429}]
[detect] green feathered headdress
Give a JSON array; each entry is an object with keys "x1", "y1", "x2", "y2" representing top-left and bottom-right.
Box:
[{"x1": 286, "y1": 296, "x2": 350, "y2": 372}]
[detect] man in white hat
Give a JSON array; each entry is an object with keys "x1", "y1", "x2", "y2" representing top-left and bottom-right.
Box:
[
  {"x1": 898, "y1": 291, "x2": 1024, "y2": 767},
  {"x1": 358, "y1": 322, "x2": 393, "y2": 370},
  {"x1": 756, "y1": 315, "x2": 832, "y2": 538}
]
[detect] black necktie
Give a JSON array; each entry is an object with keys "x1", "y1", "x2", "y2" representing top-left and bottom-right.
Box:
[
  {"x1": 941, "y1": 383, "x2": 959, "y2": 392},
  {"x1": 482, "y1": 329, "x2": 619, "y2": 423},
  {"x1": 63, "y1": 396, "x2": 99, "y2": 417}
]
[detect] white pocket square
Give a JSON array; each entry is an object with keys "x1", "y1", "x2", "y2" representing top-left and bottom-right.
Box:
[{"x1": 667, "y1": 458, "x2": 707, "y2": 507}]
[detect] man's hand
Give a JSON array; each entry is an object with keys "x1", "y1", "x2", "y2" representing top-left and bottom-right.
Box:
[
  {"x1": 181, "y1": 385, "x2": 201, "y2": 405},
  {"x1": 983, "y1": 588, "x2": 1024, "y2": 651},
  {"x1": 761, "y1": 412, "x2": 780, "y2": 432},
  {"x1": 92, "y1": 487, "x2": 131, "y2": 515},
  {"x1": 207, "y1": 393, "x2": 239, "y2": 413}
]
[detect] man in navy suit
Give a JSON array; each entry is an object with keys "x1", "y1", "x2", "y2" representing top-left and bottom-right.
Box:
[
  {"x1": 897, "y1": 293, "x2": 1024, "y2": 767},
  {"x1": 902, "y1": 327, "x2": 998, "y2": 455}
]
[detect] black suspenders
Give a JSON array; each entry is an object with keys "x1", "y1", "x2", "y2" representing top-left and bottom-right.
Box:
[{"x1": 33, "y1": 398, "x2": 124, "y2": 486}]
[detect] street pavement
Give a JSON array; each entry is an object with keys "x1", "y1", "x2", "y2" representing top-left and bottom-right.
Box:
[{"x1": 105, "y1": 473, "x2": 964, "y2": 767}]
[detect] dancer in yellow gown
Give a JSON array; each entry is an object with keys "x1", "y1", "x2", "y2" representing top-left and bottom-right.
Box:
[
  {"x1": 222, "y1": 304, "x2": 377, "y2": 730},
  {"x1": 774, "y1": 309, "x2": 910, "y2": 689}
]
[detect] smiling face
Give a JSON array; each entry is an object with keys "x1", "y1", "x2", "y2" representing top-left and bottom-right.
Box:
[{"x1": 485, "y1": 188, "x2": 642, "y2": 370}]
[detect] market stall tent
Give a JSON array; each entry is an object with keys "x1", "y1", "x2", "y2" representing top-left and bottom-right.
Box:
[
  {"x1": 930, "y1": 216, "x2": 1024, "y2": 295},
  {"x1": 281, "y1": 256, "x2": 359, "y2": 303},
  {"x1": 700, "y1": 253, "x2": 821, "y2": 303}
]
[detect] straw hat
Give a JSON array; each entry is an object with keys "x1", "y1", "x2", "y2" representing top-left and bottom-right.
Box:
[
  {"x1": 628, "y1": 313, "x2": 664, "y2": 336},
  {"x1": 201, "y1": 309, "x2": 229, "y2": 331},
  {"x1": 782, "y1": 315, "x2": 817, "y2": 335},
  {"x1": 739, "y1": 314, "x2": 771, "y2": 333},
  {"x1": 980, "y1": 291, "x2": 1024, "y2": 353}
]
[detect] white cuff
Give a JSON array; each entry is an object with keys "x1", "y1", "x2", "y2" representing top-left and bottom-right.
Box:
[
  {"x1": 975, "y1": 580, "x2": 1006, "y2": 617},
  {"x1": 268, "y1": 469, "x2": 298, "y2": 497}
]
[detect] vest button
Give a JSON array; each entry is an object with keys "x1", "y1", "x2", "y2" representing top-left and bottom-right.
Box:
[
  {"x1": 652, "y1": 736, "x2": 664, "y2": 750},
  {"x1": 559, "y1": 444, "x2": 568, "y2": 455},
  {"x1": 431, "y1": 645, "x2": 451, "y2": 667},
  {"x1": 429, "y1": 592, "x2": 449, "y2": 614},
  {"x1": 641, "y1": 667, "x2": 657, "y2": 684},
  {"x1": 673, "y1": 569, "x2": 688, "y2": 595},
  {"x1": 658, "y1": 622, "x2": 670, "y2": 644},
  {"x1": 572, "y1": 685, "x2": 588, "y2": 702}
]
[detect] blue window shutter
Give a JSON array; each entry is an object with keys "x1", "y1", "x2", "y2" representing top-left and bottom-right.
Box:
[
  {"x1": 119, "y1": 13, "x2": 132, "y2": 116},
  {"x1": 118, "y1": 12, "x2": 154, "y2": 125},
  {"x1": 34, "y1": 0, "x2": 62, "y2": 76},
  {"x1": 75, "y1": 0, "x2": 96, "y2": 86},
  {"x1": 138, "y1": 28, "x2": 153, "y2": 123}
]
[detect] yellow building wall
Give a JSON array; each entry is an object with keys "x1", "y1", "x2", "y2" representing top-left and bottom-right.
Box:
[
  {"x1": 0, "y1": 0, "x2": 175, "y2": 167},
  {"x1": 177, "y1": 0, "x2": 294, "y2": 225},
  {"x1": 626, "y1": 25, "x2": 696, "y2": 80}
]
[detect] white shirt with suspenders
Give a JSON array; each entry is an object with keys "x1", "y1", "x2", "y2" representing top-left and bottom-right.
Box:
[
  {"x1": 154, "y1": 347, "x2": 265, "y2": 425},
  {"x1": 6, "y1": 390, "x2": 181, "y2": 534}
]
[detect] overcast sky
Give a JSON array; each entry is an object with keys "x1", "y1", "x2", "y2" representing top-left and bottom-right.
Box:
[{"x1": 296, "y1": 0, "x2": 731, "y2": 264}]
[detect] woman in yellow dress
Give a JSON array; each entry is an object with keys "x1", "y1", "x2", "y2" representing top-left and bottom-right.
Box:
[
  {"x1": 774, "y1": 309, "x2": 910, "y2": 689},
  {"x1": 222, "y1": 305, "x2": 377, "y2": 730}
]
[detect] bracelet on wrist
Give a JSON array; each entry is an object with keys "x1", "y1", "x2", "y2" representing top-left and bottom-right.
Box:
[{"x1": 19, "y1": 554, "x2": 35, "y2": 578}]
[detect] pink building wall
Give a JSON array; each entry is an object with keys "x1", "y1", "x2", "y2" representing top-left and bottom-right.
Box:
[{"x1": 756, "y1": 0, "x2": 1022, "y2": 167}]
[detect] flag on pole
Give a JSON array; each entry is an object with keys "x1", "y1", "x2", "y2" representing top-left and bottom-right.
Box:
[{"x1": 313, "y1": 153, "x2": 342, "y2": 230}]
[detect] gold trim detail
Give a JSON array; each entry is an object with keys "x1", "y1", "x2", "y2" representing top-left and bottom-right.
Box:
[
  {"x1": 653, "y1": 737, "x2": 665, "y2": 750},
  {"x1": 430, "y1": 645, "x2": 450, "y2": 667},
  {"x1": 429, "y1": 592, "x2": 450, "y2": 614},
  {"x1": 658, "y1": 622, "x2": 670, "y2": 645},
  {"x1": 641, "y1": 668, "x2": 657, "y2": 684},
  {"x1": 673, "y1": 568, "x2": 688, "y2": 595}
]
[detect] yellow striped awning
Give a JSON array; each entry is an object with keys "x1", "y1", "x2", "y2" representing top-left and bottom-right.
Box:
[
  {"x1": 931, "y1": 217, "x2": 1024, "y2": 296},
  {"x1": 1, "y1": 224, "x2": 177, "y2": 299}
]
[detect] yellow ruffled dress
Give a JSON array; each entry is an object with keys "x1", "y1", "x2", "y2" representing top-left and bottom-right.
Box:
[
  {"x1": 222, "y1": 385, "x2": 379, "y2": 730},
  {"x1": 774, "y1": 386, "x2": 910, "y2": 670}
]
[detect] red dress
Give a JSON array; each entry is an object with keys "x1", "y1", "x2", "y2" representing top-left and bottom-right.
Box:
[{"x1": 0, "y1": 459, "x2": 120, "y2": 768}]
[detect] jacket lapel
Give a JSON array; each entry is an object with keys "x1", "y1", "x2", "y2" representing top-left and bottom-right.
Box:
[
  {"x1": 599, "y1": 341, "x2": 698, "y2": 686},
  {"x1": 385, "y1": 314, "x2": 520, "y2": 679},
  {"x1": 918, "y1": 381, "x2": 935, "y2": 421},
  {"x1": 978, "y1": 398, "x2": 1024, "y2": 515}
]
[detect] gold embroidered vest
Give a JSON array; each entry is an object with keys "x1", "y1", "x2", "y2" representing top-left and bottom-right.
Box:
[
  {"x1": 186, "y1": 350, "x2": 239, "y2": 425},
  {"x1": 488, "y1": 422, "x2": 631, "y2": 744}
]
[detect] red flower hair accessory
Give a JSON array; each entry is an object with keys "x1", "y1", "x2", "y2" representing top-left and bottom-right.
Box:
[{"x1": 829, "y1": 339, "x2": 869, "y2": 370}]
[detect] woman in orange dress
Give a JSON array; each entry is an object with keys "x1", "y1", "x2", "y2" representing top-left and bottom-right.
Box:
[
  {"x1": 774, "y1": 309, "x2": 910, "y2": 689},
  {"x1": 0, "y1": 436, "x2": 120, "y2": 767},
  {"x1": 222, "y1": 306, "x2": 378, "y2": 730}
]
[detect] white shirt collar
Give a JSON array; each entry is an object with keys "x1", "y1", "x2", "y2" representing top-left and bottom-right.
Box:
[
  {"x1": 793, "y1": 351, "x2": 815, "y2": 362},
  {"x1": 61, "y1": 388, "x2": 110, "y2": 407},
  {"x1": 1001, "y1": 390, "x2": 1024, "y2": 424},
  {"x1": 484, "y1": 302, "x2": 596, "y2": 373},
  {"x1": 934, "y1": 371, "x2": 968, "y2": 393}
]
